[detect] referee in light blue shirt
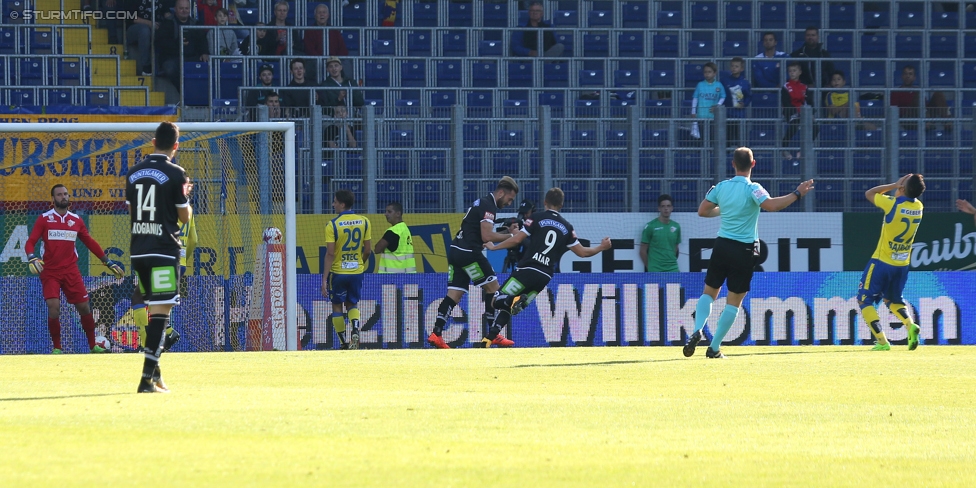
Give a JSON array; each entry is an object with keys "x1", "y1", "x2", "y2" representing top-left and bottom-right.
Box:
[{"x1": 683, "y1": 147, "x2": 815, "y2": 359}]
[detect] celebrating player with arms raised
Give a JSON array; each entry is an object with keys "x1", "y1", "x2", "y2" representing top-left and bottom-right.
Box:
[{"x1": 26, "y1": 184, "x2": 125, "y2": 354}]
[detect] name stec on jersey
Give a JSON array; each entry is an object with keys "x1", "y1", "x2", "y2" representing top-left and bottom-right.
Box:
[
  {"x1": 132, "y1": 222, "x2": 163, "y2": 236},
  {"x1": 128, "y1": 168, "x2": 169, "y2": 184}
]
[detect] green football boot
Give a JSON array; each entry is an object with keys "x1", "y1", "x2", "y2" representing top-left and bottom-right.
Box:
[
  {"x1": 871, "y1": 343, "x2": 891, "y2": 351},
  {"x1": 51, "y1": 348, "x2": 62, "y2": 355},
  {"x1": 907, "y1": 323, "x2": 920, "y2": 351}
]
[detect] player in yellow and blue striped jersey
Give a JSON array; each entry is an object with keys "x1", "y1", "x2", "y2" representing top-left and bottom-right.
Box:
[
  {"x1": 857, "y1": 174, "x2": 925, "y2": 351},
  {"x1": 322, "y1": 189, "x2": 372, "y2": 350}
]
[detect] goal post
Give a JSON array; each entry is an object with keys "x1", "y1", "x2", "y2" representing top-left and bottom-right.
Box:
[{"x1": 0, "y1": 122, "x2": 299, "y2": 352}]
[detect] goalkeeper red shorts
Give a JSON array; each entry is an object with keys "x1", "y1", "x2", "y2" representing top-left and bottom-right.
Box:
[{"x1": 41, "y1": 269, "x2": 90, "y2": 304}]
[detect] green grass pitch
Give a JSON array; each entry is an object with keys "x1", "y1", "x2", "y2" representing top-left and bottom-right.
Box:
[{"x1": 2, "y1": 346, "x2": 976, "y2": 487}]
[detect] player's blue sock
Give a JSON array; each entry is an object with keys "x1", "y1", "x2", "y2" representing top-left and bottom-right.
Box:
[
  {"x1": 709, "y1": 305, "x2": 739, "y2": 352},
  {"x1": 694, "y1": 294, "x2": 714, "y2": 333}
]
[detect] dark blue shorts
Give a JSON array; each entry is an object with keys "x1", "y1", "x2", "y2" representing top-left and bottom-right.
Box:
[
  {"x1": 857, "y1": 258, "x2": 909, "y2": 305},
  {"x1": 328, "y1": 273, "x2": 363, "y2": 304}
]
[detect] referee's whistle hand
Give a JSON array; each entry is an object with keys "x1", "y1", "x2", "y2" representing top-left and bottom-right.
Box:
[{"x1": 797, "y1": 179, "x2": 815, "y2": 196}]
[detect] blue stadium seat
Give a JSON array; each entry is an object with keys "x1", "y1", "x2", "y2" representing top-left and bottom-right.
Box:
[
  {"x1": 645, "y1": 99, "x2": 672, "y2": 118},
  {"x1": 688, "y1": 40, "x2": 714, "y2": 57},
  {"x1": 218, "y1": 61, "x2": 242, "y2": 100},
  {"x1": 27, "y1": 27, "x2": 53, "y2": 54},
  {"x1": 45, "y1": 88, "x2": 71, "y2": 105},
  {"x1": 565, "y1": 152, "x2": 593, "y2": 176},
  {"x1": 471, "y1": 61, "x2": 497, "y2": 88},
  {"x1": 393, "y1": 99, "x2": 420, "y2": 117},
  {"x1": 588, "y1": 10, "x2": 612, "y2": 27},
  {"x1": 9, "y1": 88, "x2": 34, "y2": 105},
  {"x1": 814, "y1": 180, "x2": 844, "y2": 211},
  {"x1": 639, "y1": 151, "x2": 666, "y2": 175},
  {"x1": 674, "y1": 152, "x2": 701, "y2": 175},
  {"x1": 895, "y1": 34, "x2": 922, "y2": 59},
  {"x1": 533, "y1": 127, "x2": 561, "y2": 147},
  {"x1": 504, "y1": 99, "x2": 529, "y2": 117},
  {"x1": 0, "y1": 28, "x2": 14, "y2": 54},
  {"x1": 816, "y1": 150, "x2": 846, "y2": 175},
  {"x1": 932, "y1": 11, "x2": 958, "y2": 28},
  {"x1": 430, "y1": 91, "x2": 455, "y2": 116},
  {"x1": 412, "y1": 2, "x2": 438, "y2": 27},
  {"x1": 364, "y1": 61, "x2": 389, "y2": 87},
  {"x1": 602, "y1": 152, "x2": 628, "y2": 175},
  {"x1": 490, "y1": 151, "x2": 519, "y2": 176},
  {"x1": 863, "y1": 6, "x2": 889, "y2": 28},
  {"x1": 399, "y1": 60, "x2": 426, "y2": 87},
  {"x1": 925, "y1": 151, "x2": 953, "y2": 175},
  {"x1": 466, "y1": 91, "x2": 493, "y2": 116},
  {"x1": 860, "y1": 35, "x2": 888, "y2": 58},
  {"x1": 56, "y1": 60, "x2": 81, "y2": 86},
  {"x1": 560, "y1": 181, "x2": 588, "y2": 211},
  {"x1": 413, "y1": 181, "x2": 441, "y2": 210},
  {"x1": 962, "y1": 152, "x2": 975, "y2": 175},
  {"x1": 462, "y1": 151, "x2": 482, "y2": 176},
  {"x1": 539, "y1": 91, "x2": 565, "y2": 117},
  {"x1": 683, "y1": 63, "x2": 703, "y2": 88},
  {"x1": 478, "y1": 40, "x2": 502, "y2": 57},
  {"x1": 463, "y1": 122, "x2": 489, "y2": 147},
  {"x1": 897, "y1": 9, "x2": 924, "y2": 28},
  {"x1": 926, "y1": 129, "x2": 953, "y2": 147},
  {"x1": 606, "y1": 130, "x2": 628, "y2": 148},
  {"x1": 852, "y1": 151, "x2": 882, "y2": 176},
  {"x1": 583, "y1": 33, "x2": 609, "y2": 57},
  {"x1": 748, "y1": 126, "x2": 777, "y2": 147},
  {"x1": 406, "y1": 31, "x2": 432, "y2": 56},
  {"x1": 0, "y1": 57, "x2": 6, "y2": 85},
  {"x1": 622, "y1": 1, "x2": 649, "y2": 28},
  {"x1": 553, "y1": 10, "x2": 578, "y2": 27},
  {"x1": 930, "y1": 34, "x2": 957, "y2": 58},
  {"x1": 861, "y1": 99, "x2": 884, "y2": 118},
  {"x1": 570, "y1": 130, "x2": 597, "y2": 147},
  {"x1": 795, "y1": 2, "x2": 821, "y2": 26},
  {"x1": 929, "y1": 69, "x2": 954, "y2": 88},
  {"x1": 965, "y1": 35, "x2": 976, "y2": 59},
  {"x1": 342, "y1": 153, "x2": 363, "y2": 177},
  {"x1": 376, "y1": 181, "x2": 403, "y2": 209},
  {"x1": 642, "y1": 129, "x2": 669, "y2": 148},
  {"x1": 381, "y1": 151, "x2": 409, "y2": 175},
  {"x1": 341, "y1": 30, "x2": 359, "y2": 53},
  {"x1": 543, "y1": 63, "x2": 568, "y2": 87},
  {"x1": 483, "y1": 2, "x2": 507, "y2": 27},
  {"x1": 691, "y1": 2, "x2": 718, "y2": 28},
  {"x1": 578, "y1": 69, "x2": 604, "y2": 87},
  {"x1": 372, "y1": 39, "x2": 394, "y2": 56},
  {"x1": 87, "y1": 89, "x2": 112, "y2": 106},
  {"x1": 448, "y1": 2, "x2": 472, "y2": 26},
  {"x1": 555, "y1": 32, "x2": 574, "y2": 56},
  {"x1": 441, "y1": 31, "x2": 466, "y2": 57},
  {"x1": 614, "y1": 69, "x2": 639, "y2": 88},
  {"x1": 183, "y1": 62, "x2": 209, "y2": 106},
  {"x1": 760, "y1": 2, "x2": 787, "y2": 28},
  {"x1": 618, "y1": 32, "x2": 644, "y2": 57},
  {"x1": 925, "y1": 179, "x2": 952, "y2": 209},
  {"x1": 820, "y1": 123, "x2": 848, "y2": 147},
  {"x1": 670, "y1": 180, "x2": 700, "y2": 211},
  {"x1": 435, "y1": 60, "x2": 461, "y2": 87},
  {"x1": 389, "y1": 129, "x2": 415, "y2": 148},
  {"x1": 652, "y1": 34, "x2": 678, "y2": 57},
  {"x1": 828, "y1": 3, "x2": 855, "y2": 29},
  {"x1": 498, "y1": 130, "x2": 525, "y2": 148},
  {"x1": 507, "y1": 61, "x2": 533, "y2": 87},
  {"x1": 722, "y1": 40, "x2": 748, "y2": 57},
  {"x1": 425, "y1": 123, "x2": 450, "y2": 148},
  {"x1": 855, "y1": 130, "x2": 884, "y2": 148},
  {"x1": 824, "y1": 32, "x2": 852, "y2": 58},
  {"x1": 575, "y1": 99, "x2": 599, "y2": 118},
  {"x1": 657, "y1": 10, "x2": 681, "y2": 27},
  {"x1": 858, "y1": 69, "x2": 886, "y2": 88},
  {"x1": 3, "y1": 0, "x2": 25, "y2": 25},
  {"x1": 725, "y1": 1, "x2": 752, "y2": 28},
  {"x1": 596, "y1": 181, "x2": 627, "y2": 207},
  {"x1": 18, "y1": 58, "x2": 43, "y2": 85},
  {"x1": 648, "y1": 69, "x2": 675, "y2": 87},
  {"x1": 363, "y1": 98, "x2": 384, "y2": 116}
]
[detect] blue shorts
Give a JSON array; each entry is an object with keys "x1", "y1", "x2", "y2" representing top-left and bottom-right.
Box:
[
  {"x1": 857, "y1": 259, "x2": 909, "y2": 305},
  {"x1": 328, "y1": 273, "x2": 363, "y2": 304}
]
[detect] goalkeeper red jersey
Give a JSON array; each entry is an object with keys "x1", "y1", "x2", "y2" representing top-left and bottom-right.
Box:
[{"x1": 25, "y1": 209, "x2": 106, "y2": 272}]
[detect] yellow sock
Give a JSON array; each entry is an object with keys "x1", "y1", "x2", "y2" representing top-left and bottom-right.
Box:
[
  {"x1": 348, "y1": 308, "x2": 360, "y2": 328},
  {"x1": 133, "y1": 305, "x2": 149, "y2": 348},
  {"x1": 331, "y1": 313, "x2": 346, "y2": 334},
  {"x1": 888, "y1": 302, "x2": 917, "y2": 329},
  {"x1": 860, "y1": 305, "x2": 889, "y2": 345}
]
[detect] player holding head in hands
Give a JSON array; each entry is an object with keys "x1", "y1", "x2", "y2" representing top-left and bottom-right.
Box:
[
  {"x1": 857, "y1": 174, "x2": 925, "y2": 351},
  {"x1": 684, "y1": 147, "x2": 814, "y2": 358},
  {"x1": 25, "y1": 184, "x2": 125, "y2": 354},
  {"x1": 322, "y1": 189, "x2": 372, "y2": 350},
  {"x1": 485, "y1": 188, "x2": 611, "y2": 347},
  {"x1": 429, "y1": 176, "x2": 520, "y2": 349},
  {"x1": 126, "y1": 121, "x2": 191, "y2": 393}
]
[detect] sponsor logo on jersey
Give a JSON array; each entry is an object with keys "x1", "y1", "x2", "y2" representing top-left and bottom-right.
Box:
[
  {"x1": 484, "y1": 212, "x2": 495, "y2": 221},
  {"x1": 128, "y1": 168, "x2": 170, "y2": 184},
  {"x1": 539, "y1": 219, "x2": 568, "y2": 234},
  {"x1": 900, "y1": 208, "x2": 922, "y2": 217},
  {"x1": 47, "y1": 229, "x2": 78, "y2": 241},
  {"x1": 67, "y1": 220, "x2": 76, "y2": 227}
]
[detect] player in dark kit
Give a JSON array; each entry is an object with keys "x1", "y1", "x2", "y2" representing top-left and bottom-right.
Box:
[
  {"x1": 483, "y1": 188, "x2": 612, "y2": 347},
  {"x1": 125, "y1": 121, "x2": 192, "y2": 393},
  {"x1": 428, "y1": 176, "x2": 520, "y2": 349}
]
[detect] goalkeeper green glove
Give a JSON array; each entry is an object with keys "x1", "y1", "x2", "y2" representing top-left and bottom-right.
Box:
[{"x1": 27, "y1": 254, "x2": 44, "y2": 274}]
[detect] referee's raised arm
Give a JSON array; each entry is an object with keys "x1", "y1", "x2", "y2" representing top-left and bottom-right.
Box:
[{"x1": 760, "y1": 179, "x2": 815, "y2": 212}]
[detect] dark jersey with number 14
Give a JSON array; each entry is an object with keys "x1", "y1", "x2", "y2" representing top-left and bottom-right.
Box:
[
  {"x1": 452, "y1": 193, "x2": 500, "y2": 251},
  {"x1": 517, "y1": 209, "x2": 580, "y2": 276},
  {"x1": 125, "y1": 154, "x2": 189, "y2": 256}
]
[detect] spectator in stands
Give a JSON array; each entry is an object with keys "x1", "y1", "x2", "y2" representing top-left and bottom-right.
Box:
[
  {"x1": 263, "y1": 92, "x2": 282, "y2": 118},
  {"x1": 325, "y1": 104, "x2": 358, "y2": 150},
  {"x1": 511, "y1": 1, "x2": 564, "y2": 57},
  {"x1": 157, "y1": 0, "x2": 209, "y2": 87},
  {"x1": 101, "y1": 0, "x2": 121, "y2": 44},
  {"x1": 303, "y1": 4, "x2": 348, "y2": 57},
  {"x1": 721, "y1": 57, "x2": 752, "y2": 146},
  {"x1": 781, "y1": 62, "x2": 816, "y2": 160},
  {"x1": 226, "y1": 4, "x2": 248, "y2": 41},
  {"x1": 197, "y1": 0, "x2": 222, "y2": 25},
  {"x1": 282, "y1": 58, "x2": 319, "y2": 112},
  {"x1": 790, "y1": 27, "x2": 833, "y2": 89},
  {"x1": 126, "y1": 0, "x2": 161, "y2": 75},
  {"x1": 208, "y1": 8, "x2": 242, "y2": 56},
  {"x1": 824, "y1": 70, "x2": 875, "y2": 130},
  {"x1": 381, "y1": 0, "x2": 400, "y2": 26},
  {"x1": 753, "y1": 32, "x2": 787, "y2": 88},
  {"x1": 320, "y1": 57, "x2": 364, "y2": 114},
  {"x1": 890, "y1": 65, "x2": 952, "y2": 132},
  {"x1": 245, "y1": 63, "x2": 276, "y2": 107},
  {"x1": 252, "y1": 22, "x2": 278, "y2": 57},
  {"x1": 268, "y1": 0, "x2": 300, "y2": 56},
  {"x1": 690, "y1": 62, "x2": 726, "y2": 140}
]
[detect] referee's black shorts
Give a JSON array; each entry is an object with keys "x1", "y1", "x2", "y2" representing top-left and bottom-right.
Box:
[{"x1": 704, "y1": 237, "x2": 756, "y2": 294}]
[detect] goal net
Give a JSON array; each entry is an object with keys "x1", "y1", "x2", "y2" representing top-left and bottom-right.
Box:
[{"x1": 0, "y1": 122, "x2": 297, "y2": 354}]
